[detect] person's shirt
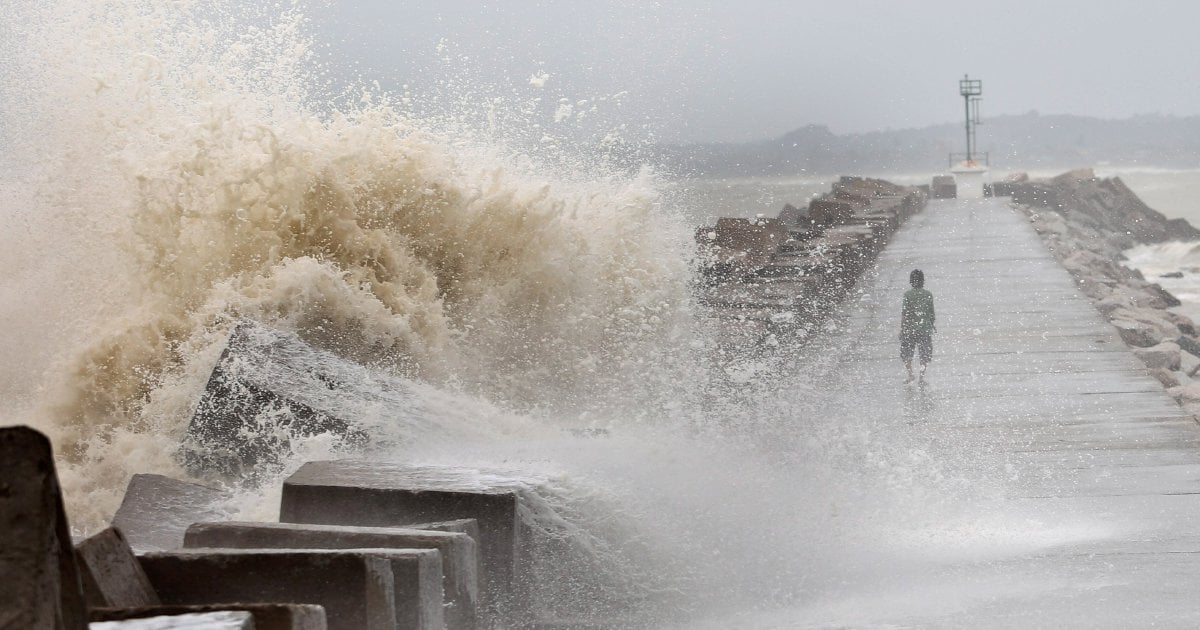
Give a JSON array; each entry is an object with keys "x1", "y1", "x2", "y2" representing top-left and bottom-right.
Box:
[{"x1": 901, "y1": 287, "x2": 935, "y2": 336}]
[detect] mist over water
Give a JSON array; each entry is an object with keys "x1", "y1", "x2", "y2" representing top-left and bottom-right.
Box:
[{"x1": 0, "y1": 1, "x2": 1038, "y2": 626}]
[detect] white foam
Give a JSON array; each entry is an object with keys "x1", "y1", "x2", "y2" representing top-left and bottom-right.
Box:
[{"x1": 0, "y1": 0, "x2": 699, "y2": 532}]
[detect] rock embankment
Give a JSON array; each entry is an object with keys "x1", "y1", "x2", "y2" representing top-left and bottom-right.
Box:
[
  {"x1": 695, "y1": 176, "x2": 927, "y2": 346},
  {"x1": 1007, "y1": 169, "x2": 1200, "y2": 418}
]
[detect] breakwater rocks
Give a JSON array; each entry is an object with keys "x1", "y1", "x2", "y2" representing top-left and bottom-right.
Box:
[
  {"x1": 2, "y1": 423, "x2": 625, "y2": 630},
  {"x1": 1006, "y1": 169, "x2": 1200, "y2": 418},
  {"x1": 2, "y1": 319, "x2": 680, "y2": 628},
  {"x1": 695, "y1": 176, "x2": 927, "y2": 346},
  {"x1": 4, "y1": 310, "x2": 662, "y2": 628}
]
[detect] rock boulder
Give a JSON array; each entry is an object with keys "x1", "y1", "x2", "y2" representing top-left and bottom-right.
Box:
[{"x1": 1134, "y1": 341, "x2": 1182, "y2": 371}]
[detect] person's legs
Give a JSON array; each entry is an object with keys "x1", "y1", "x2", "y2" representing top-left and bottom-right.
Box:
[
  {"x1": 900, "y1": 335, "x2": 916, "y2": 382},
  {"x1": 917, "y1": 334, "x2": 933, "y2": 381}
]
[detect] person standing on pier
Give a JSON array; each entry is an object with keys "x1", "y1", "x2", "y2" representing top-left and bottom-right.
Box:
[{"x1": 901, "y1": 269, "x2": 936, "y2": 383}]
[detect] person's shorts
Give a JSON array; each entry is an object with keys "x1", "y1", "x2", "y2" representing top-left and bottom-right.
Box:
[{"x1": 900, "y1": 332, "x2": 933, "y2": 364}]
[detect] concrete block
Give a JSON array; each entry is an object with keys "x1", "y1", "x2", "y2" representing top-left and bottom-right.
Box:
[
  {"x1": 369, "y1": 548, "x2": 443, "y2": 630},
  {"x1": 901, "y1": 190, "x2": 926, "y2": 219},
  {"x1": 832, "y1": 190, "x2": 872, "y2": 206},
  {"x1": 91, "y1": 604, "x2": 326, "y2": 630},
  {"x1": 931, "y1": 175, "x2": 957, "y2": 199},
  {"x1": 0, "y1": 425, "x2": 87, "y2": 630},
  {"x1": 757, "y1": 217, "x2": 788, "y2": 247},
  {"x1": 777, "y1": 203, "x2": 811, "y2": 228},
  {"x1": 138, "y1": 549, "x2": 401, "y2": 630},
  {"x1": 90, "y1": 611, "x2": 253, "y2": 629},
  {"x1": 110, "y1": 474, "x2": 230, "y2": 552},
  {"x1": 408, "y1": 519, "x2": 484, "y2": 598},
  {"x1": 183, "y1": 321, "x2": 367, "y2": 479},
  {"x1": 186, "y1": 521, "x2": 471, "y2": 630},
  {"x1": 808, "y1": 198, "x2": 854, "y2": 226},
  {"x1": 74, "y1": 527, "x2": 160, "y2": 608},
  {"x1": 712, "y1": 217, "x2": 778, "y2": 254},
  {"x1": 852, "y1": 212, "x2": 899, "y2": 236},
  {"x1": 280, "y1": 461, "x2": 532, "y2": 620},
  {"x1": 181, "y1": 321, "x2": 442, "y2": 481}
]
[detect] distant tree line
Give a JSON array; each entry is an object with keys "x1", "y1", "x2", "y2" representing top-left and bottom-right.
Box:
[{"x1": 652, "y1": 112, "x2": 1200, "y2": 177}]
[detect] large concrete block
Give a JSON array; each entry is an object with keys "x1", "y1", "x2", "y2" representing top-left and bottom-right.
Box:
[
  {"x1": 183, "y1": 320, "x2": 367, "y2": 479},
  {"x1": 853, "y1": 211, "x2": 899, "y2": 236},
  {"x1": 808, "y1": 198, "x2": 854, "y2": 226},
  {"x1": 74, "y1": 527, "x2": 159, "y2": 608},
  {"x1": 900, "y1": 190, "x2": 926, "y2": 219},
  {"x1": 367, "y1": 548, "x2": 443, "y2": 630},
  {"x1": 0, "y1": 425, "x2": 87, "y2": 630},
  {"x1": 777, "y1": 203, "x2": 811, "y2": 228},
  {"x1": 280, "y1": 461, "x2": 533, "y2": 620},
  {"x1": 185, "y1": 521, "x2": 472, "y2": 629},
  {"x1": 110, "y1": 474, "x2": 231, "y2": 552},
  {"x1": 712, "y1": 217, "x2": 776, "y2": 254},
  {"x1": 930, "y1": 175, "x2": 957, "y2": 199},
  {"x1": 138, "y1": 549, "x2": 402, "y2": 630},
  {"x1": 90, "y1": 611, "x2": 253, "y2": 629},
  {"x1": 756, "y1": 217, "x2": 788, "y2": 247},
  {"x1": 90, "y1": 603, "x2": 325, "y2": 630},
  {"x1": 408, "y1": 519, "x2": 483, "y2": 598},
  {"x1": 181, "y1": 321, "x2": 447, "y2": 481}
]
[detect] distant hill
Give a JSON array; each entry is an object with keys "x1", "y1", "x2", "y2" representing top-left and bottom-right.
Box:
[{"x1": 656, "y1": 112, "x2": 1200, "y2": 177}]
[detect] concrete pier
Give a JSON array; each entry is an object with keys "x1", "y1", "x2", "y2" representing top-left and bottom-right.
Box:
[{"x1": 780, "y1": 197, "x2": 1200, "y2": 626}]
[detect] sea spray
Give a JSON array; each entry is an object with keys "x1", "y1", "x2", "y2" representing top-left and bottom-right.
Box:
[
  {"x1": 0, "y1": 0, "x2": 699, "y2": 530},
  {"x1": 0, "y1": 0, "x2": 992, "y2": 625},
  {"x1": 1125, "y1": 240, "x2": 1200, "y2": 315}
]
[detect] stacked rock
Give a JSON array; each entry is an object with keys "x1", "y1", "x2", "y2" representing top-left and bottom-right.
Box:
[
  {"x1": 1008, "y1": 169, "x2": 1200, "y2": 418},
  {"x1": 695, "y1": 176, "x2": 927, "y2": 349}
]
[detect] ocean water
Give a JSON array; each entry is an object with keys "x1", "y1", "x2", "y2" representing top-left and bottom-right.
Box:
[
  {"x1": 674, "y1": 168, "x2": 1200, "y2": 226},
  {"x1": 4, "y1": 1, "x2": 1200, "y2": 626},
  {"x1": 1097, "y1": 168, "x2": 1200, "y2": 322},
  {"x1": 0, "y1": 2, "x2": 935, "y2": 625},
  {"x1": 1097, "y1": 167, "x2": 1200, "y2": 226}
]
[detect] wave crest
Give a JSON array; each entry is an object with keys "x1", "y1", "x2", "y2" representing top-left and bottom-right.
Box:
[{"x1": 6, "y1": 0, "x2": 697, "y2": 529}]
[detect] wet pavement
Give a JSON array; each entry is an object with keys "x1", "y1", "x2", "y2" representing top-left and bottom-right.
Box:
[{"x1": 776, "y1": 197, "x2": 1200, "y2": 628}]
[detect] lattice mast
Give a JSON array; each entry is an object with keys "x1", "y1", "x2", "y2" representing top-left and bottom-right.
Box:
[{"x1": 958, "y1": 75, "x2": 983, "y2": 165}]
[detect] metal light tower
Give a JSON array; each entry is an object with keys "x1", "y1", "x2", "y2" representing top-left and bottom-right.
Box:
[
  {"x1": 958, "y1": 74, "x2": 983, "y2": 165},
  {"x1": 948, "y1": 75, "x2": 988, "y2": 199}
]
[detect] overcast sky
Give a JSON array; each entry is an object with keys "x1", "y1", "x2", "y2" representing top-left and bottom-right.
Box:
[{"x1": 308, "y1": 1, "x2": 1200, "y2": 143}]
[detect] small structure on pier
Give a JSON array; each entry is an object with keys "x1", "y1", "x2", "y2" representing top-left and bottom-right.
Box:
[{"x1": 947, "y1": 74, "x2": 988, "y2": 199}]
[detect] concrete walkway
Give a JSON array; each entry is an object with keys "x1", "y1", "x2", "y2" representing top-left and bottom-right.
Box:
[{"x1": 784, "y1": 198, "x2": 1200, "y2": 627}]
